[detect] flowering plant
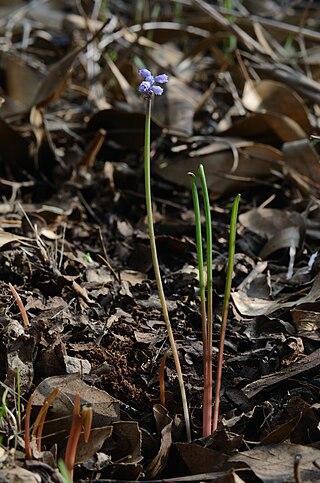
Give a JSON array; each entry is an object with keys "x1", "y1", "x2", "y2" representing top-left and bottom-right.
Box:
[
  {"x1": 138, "y1": 69, "x2": 168, "y2": 97},
  {"x1": 138, "y1": 69, "x2": 191, "y2": 442}
]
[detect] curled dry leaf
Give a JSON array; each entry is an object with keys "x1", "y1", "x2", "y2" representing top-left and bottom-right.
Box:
[
  {"x1": 0, "y1": 467, "x2": 41, "y2": 483},
  {"x1": 107, "y1": 421, "x2": 142, "y2": 464},
  {"x1": 2, "y1": 55, "x2": 45, "y2": 113},
  {"x1": 242, "y1": 348, "x2": 320, "y2": 399},
  {"x1": 230, "y1": 443, "x2": 320, "y2": 483},
  {"x1": 291, "y1": 302, "x2": 320, "y2": 338},
  {"x1": 31, "y1": 374, "x2": 120, "y2": 447},
  {"x1": 165, "y1": 76, "x2": 202, "y2": 137},
  {"x1": 222, "y1": 111, "x2": 307, "y2": 142},
  {"x1": 145, "y1": 404, "x2": 173, "y2": 479},
  {"x1": 154, "y1": 141, "x2": 282, "y2": 197},
  {"x1": 283, "y1": 139, "x2": 320, "y2": 197},
  {"x1": 255, "y1": 63, "x2": 320, "y2": 105},
  {"x1": 33, "y1": 47, "x2": 83, "y2": 108},
  {"x1": 232, "y1": 271, "x2": 320, "y2": 318},
  {"x1": 239, "y1": 208, "x2": 305, "y2": 258},
  {"x1": 88, "y1": 107, "x2": 162, "y2": 150},
  {"x1": 174, "y1": 442, "x2": 228, "y2": 474},
  {"x1": 0, "y1": 231, "x2": 30, "y2": 248},
  {"x1": 242, "y1": 79, "x2": 311, "y2": 134}
]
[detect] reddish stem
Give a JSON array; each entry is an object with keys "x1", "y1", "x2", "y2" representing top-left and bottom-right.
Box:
[
  {"x1": 159, "y1": 351, "x2": 169, "y2": 407},
  {"x1": 24, "y1": 395, "x2": 33, "y2": 460},
  {"x1": 64, "y1": 394, "x2": 92, "y2": 480},
  {"x1": 9, "y1": 283, "x2": 30, "y2": 327}
]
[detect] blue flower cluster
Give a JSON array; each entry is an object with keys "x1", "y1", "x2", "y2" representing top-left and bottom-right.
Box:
[{"x1": 138, "y1": 69, "x2": 168, "y2": 97}]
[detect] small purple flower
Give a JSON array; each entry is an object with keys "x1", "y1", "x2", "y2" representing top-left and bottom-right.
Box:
[
  {"x1": 154, "y1": 74, "x2": 168, "y2": 84},
  {"x1": 151, "y1": 85, "x2": 163, "y2": 96},
  {"x1": 139, "y1": 68, "x2": 152, "y2": 78},
  {"x1": 138, "y1": 81, "x2": 152, "y2": 93},
  {"x1": 138, "y1": 68, "x2": 168, "y2": 98}
]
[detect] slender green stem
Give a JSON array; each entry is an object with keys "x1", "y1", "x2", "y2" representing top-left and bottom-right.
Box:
[
  {"x1": 212, "y1": 194, "x2": 240, "y2": 432},
  {"x1": 198, "y1": 165, "x2": 213, "y2": 437},
  {"x1": 144, "y1": 98, "x2": 191, "y2": 442},
  {"x1": 189, "y1": 173, "x2": 209, "y2": 437}
]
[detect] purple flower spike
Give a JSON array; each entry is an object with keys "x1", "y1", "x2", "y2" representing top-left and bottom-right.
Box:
[{"x1": 138, "y1": 68, "x2": 168, "y2": 98}]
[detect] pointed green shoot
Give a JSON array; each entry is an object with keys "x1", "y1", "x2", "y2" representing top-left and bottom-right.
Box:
[{"x1": 212, "y1": 194, "x2": 240, "y2": 432}]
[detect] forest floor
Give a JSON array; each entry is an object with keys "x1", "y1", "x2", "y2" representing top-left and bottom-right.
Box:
[{"x1": 0, "y1": 1, "x2": 320, "y2": 482}]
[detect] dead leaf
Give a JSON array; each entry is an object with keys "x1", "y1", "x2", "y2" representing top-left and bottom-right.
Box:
[
  {"x1": 222, "y1": 111, "x2": 307, "y2": 142},
  {"x1": 283, "y1": 139, "x2": 320, "y2": 196},
  {"x1": 154, "y1": 141, "x2": 282, "y2": 197},
  {"x1": 3, "y1": 55, "x2": 45, "y2": 112},
  {"x1": 232, "y1": 273, "x2": 320, "y2": 317},
  {"x1": 0, "y1": 467, "x2": 40, "y2": 483},
  {"x1": 260, "y1": 413, "x2": 302, "y2": 446},
  {"x1": 239, "y1": 208, "x2": 305, "y2": 258},
  {"x1": 88, "y1": 107, "x2": 163, "y2": 149},
  {"x1": 0, "y1": 231, "x2": 30, "y2": 248},
  {"x1": 33, "y1": 47, "x2": 82, "y2": 108},
  {"x1": 230, "y1": 443, "x2": 320, "y2": 482},
  {"x1": 255, "y1": 62, "x2": 320, "y2": 105},
  {"x1": 165, "y1": 77, "x2": 202, "y2": 137},
  {"x1": 174, "y1": 442, "x2": 228, "y2": 474},
  {"x1": 107, "y1": 421, "x2": 143, "y2": 464},
  {"x1": 291, "y1": 302, "x2": 320, "y2": 337},
  {"x1": 242, "y1": 80, "x2": 311, "y2": 134},
  {"x1": 32, "y1": 374, "x2": 120, "y2": 428},
  {"x1": 145, "y1": 404, "x2": 173, "y2": 479},
  {"x1": 74, "y1": 426, "x2": 113, "y2": 465},
  {"x1": 242, "y1": 348, "x2": 320, "y2": 399}
]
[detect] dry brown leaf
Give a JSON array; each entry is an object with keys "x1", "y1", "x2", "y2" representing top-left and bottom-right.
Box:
[
  {"x1": 242, "y1": 80, "x2": 311, "y2": 134},
  {"x1": 74, "y1": 426, "x2": 113, "y2": 465},
  {"x1": 255, "y1": 63, "x2": 320, "y2": 104},
  {"x1": 222, "y1": 111, "x2": 307, "y2": 142},
  {"x1": 32, "y1": 374, "x2": 120, "y2": 426},
  {"x1": 2, "y1": 55, "x2": 45, "y2": 112},
  {"x1": 239, "y1": 208, "x2": 302, "y2": 239},
  {"x1": 260, "y1": 413, "x2": 301, "y2": 446},
  {"x1": 110, "y1": 421, "x2": 143, "y2": 464},
  {"x1": 174, "y1": 442, "x2": 228, "y2": 474},
  {"x1": 145, "y1": 404, "x2": 172, "y2": 479},
  {"x1": 154, "y1": 141, "x2": 282, "y2": 197},
  {"x1": 242, "y1": 0, "x2": 285, "y2": 18},
  {"x1": 232, "y1": 272, "x2": 320, "y2": 318},
  {"x1": 291, "y1": 302, "x2": 320, "y2": 336},
  {"x1": 242, "y1": 348, "x2": 320, "y2": 399},
  {"x1": 230, "y1": 443, "x2": 320, "y2": 482},
  {"x1": 283, "y1": 139, "x2": 320, "y2": 196},
  {"x1": 33, "y1": 47, "x2": 82, "y2": 108},
  {"x1": 239, "y1": 207, "x2": 305, "y2": 258},
  {"x1": 165, "y1": 77, "x2": 202, "y2": 137},
  {"x1": 0, "y1": 118, "x2": 31, "y2": 170},
  {"x1": 0, "y1": 467, "x2": 40, "y2": 483},
  {"x1": 88, "y1": 107, "x2": 163, "y2": 149},
  {"x1": 0, "y1": 231, "x2": 30, "y2": 248}
]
